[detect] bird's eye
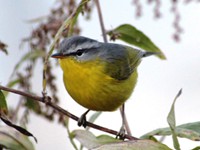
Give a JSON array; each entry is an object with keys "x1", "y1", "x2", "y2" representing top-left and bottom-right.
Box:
[{"x1": 76, "y1": 49, "x2": 84, "y2": 56}]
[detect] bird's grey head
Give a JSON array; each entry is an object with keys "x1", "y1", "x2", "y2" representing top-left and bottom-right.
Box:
[{"x1": 58, "y1": 36, "x2": 101, "y2": 61}]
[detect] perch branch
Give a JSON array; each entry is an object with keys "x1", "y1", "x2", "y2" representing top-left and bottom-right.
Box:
[{"x1": 0, "y1": 85, "x2": 138, "y2": 141}]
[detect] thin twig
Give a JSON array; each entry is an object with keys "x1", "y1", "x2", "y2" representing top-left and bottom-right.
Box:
[
  {"x1": 0, "y1": 85, "x2": 138, "y2": 141},
  {"x1": 95, "y1": 0, "x2": 108, "y2": 43}
]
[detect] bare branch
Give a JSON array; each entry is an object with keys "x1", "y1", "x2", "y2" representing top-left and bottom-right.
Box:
[{"x1": 94, "y1": 0, "x2": 108, "y2": 43}]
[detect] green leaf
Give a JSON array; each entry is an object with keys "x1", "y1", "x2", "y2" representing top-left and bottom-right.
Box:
[
  {"x1": 3, "y1": 78, "x2": 22, "y2": 96},
  {"x1": 178, "y1": 122, "x2": 200, "y2": 134},
  {"x1": 72, "y1": 129, "x2": 120, "y2": 149},
  {"x1": 78, "y1": 112, "x2": 102, "y2": 150},
  {"x1": 86, "y1": 111, "x2": 102, "y2": 130},
  {"x1": 7, "y1": 78, "x2": 21, "y2": 88},
  {"x1": 141, "y1": 127, "x2": 171, "y2": 140},
  {"x1": 141, "y1": 122, "x2": 200, "y2": 141},
  {"x1": 167, "y1": 89, "x2": 182, "y2": 150},
  {"x1": 0, "y1": 90, "x2": 8, "y2": 115},
  {"x1": 72, "y1": 130, "x2": 171, "y2": 150},
  {"x1": 92, "y1": 140, "x2": 171, "y2": 150},
  {"x1": 25, "y1": 97, "x2": 41, "y2": 113},
  {"x1": 0, "y1": 126, "x2": 35, "y2": 150},
  {"x1": 107, "y1": 24, "x2": 166, "y2": 59},
  {"x1": 0, "y1": 116, "x2": 37, "y2": 143},
  {"x1": 65, "y1": 117, "x2": 79, "y2": 150},
  {"x1": 177, "y1": 122, "x2": 200, "y2": 141},
  {"x1": 88, "y1": 112, "x2": 102, "y2": 124},
  {"x1": 192, "y1": 146, "x2": 200, "y2": 150}
]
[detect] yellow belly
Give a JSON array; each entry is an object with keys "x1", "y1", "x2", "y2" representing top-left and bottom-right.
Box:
[{"x1": 59, "y1": 58, "x2": 138, "y2": 111}]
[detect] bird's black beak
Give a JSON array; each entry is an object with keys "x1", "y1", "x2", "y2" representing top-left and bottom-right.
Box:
[{"x1": 51, "y1": 52, "x2": 64, "y2": 59}]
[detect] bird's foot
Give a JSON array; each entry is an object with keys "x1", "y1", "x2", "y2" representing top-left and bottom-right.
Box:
[
  {"x1": 77, "y1": 109, "x2": 90, "y2": 128},
  {"x1": 116, "y1": 125, "x2": 126, "y2": 140},
  {"x1": 78, "y1": 114, "x2": 87, "y2": 128},
  {"x1": 42, "y1": 91, "x2": 51, "y2": 104}
]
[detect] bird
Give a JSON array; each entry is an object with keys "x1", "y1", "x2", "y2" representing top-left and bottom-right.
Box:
[{"x1": 51, "y1": 35, "x2": 154, "y2": 138}]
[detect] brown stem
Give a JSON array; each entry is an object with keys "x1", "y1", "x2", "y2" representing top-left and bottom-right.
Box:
[
  {"x1": 0, "y1": 85, "x2": 138, "y2": 141},
  {"x1": 95, "y1": 0, "x2": 108, "y2": 43}
]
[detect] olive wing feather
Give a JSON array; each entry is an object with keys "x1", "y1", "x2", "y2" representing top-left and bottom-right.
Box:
[{"x1": 100, "y1": 43, "x2": 144, "y2": 80}]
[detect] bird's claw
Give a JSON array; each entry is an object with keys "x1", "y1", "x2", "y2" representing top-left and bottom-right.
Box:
[
  {"x1": 42, "y1": 91, "x2": 51, "y2": 104},
  {"x1": 116, "y1": 126, "x2": 126, "y2": 140},
  {"x1": 77, "y1": 113, "x2": 87, "y2": 128}
]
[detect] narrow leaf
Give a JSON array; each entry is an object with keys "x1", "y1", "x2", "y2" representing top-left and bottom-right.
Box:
[
  {"x1": 177, "y1": 122, "x2": 200, "y2": 141},
  {"x1": 72, "y1": 129, "x2": 120, "y2": 149},
  {"x1": 7, "y1": 79, "x2": 22, "y2": 88},
  {"x1": 107, "y1": 24, "x2": 166, "y2": 59},
  {"x1": 3, "y1": 78, "x2": 22, "y2": 96},
  {"x1": 141, "y1": 122, "x2": 200, "y2": 141},
  {"x1": 65, "y1": 118, "x2": 79, "y2": 150},
  {"x1": 192, "y1": 146, "x2": 200, "y2": 150},
  {"x1": 93, "y1": 140, "x2": 171, "y2": 150},
  {"x1": 0, "y1": 116, "x2": 37, "y2": 143},
  {"x1": 86, "y1": 111, "x2": 102, "y2": 130},
  {"x1": 0, "y1": 90, "x2": 8, "y2": 115},
  {"x1": 0, "y1": 126, "x2": 35, "y2": 150},
  {"x1": 73, "y1": 130, "x2": 171, "y2": 150},
  {"x1": 178, "y1": 122, "x2": 200, "y2": 134},
  {"x1": 79, "y1": 112, "x2": 102, "y2": 150},
  {"x1": 88, "y1": 112, "x2": 102, "y2": 123},
  {"x1": 25, "y1": 97, "x2": 41, "y2": 113},
  {"x1": 167, "y1": 89, "x2": 182, "y2": 150}
]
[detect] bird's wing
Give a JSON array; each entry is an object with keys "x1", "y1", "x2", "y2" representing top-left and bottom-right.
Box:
[{"x1": 101, "y1": 44, "x2": 143, "y2": 80}]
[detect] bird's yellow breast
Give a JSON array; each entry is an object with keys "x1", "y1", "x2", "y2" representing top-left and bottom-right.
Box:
[{"x1": 59, "y1": 57, "x2": 137, "y2": 111}]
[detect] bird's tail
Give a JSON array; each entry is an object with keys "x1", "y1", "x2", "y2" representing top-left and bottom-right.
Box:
[{"x1": 142, "y1": 51, "x2": 159, "y2": 58}]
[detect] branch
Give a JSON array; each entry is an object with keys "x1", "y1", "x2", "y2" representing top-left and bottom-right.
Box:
[
  {"x1": 95, "y1": 0, "x2": 108, "y2": 43},
  {"x1": 0, "y1": 85, "x2": 138, "y2": 141}
]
